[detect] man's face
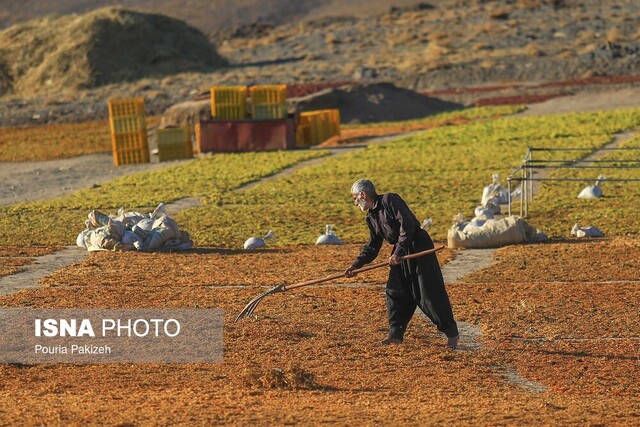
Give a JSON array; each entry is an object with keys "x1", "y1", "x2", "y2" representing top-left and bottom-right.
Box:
[{"x1": 352, "y1": 191, "x2": 368, "y2": 212}]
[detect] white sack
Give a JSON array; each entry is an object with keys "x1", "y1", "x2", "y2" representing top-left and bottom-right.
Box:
[
  {"x1": 448, "y1": 215, "x2": 548, "y2": 249},
  {"x1": 481, "y1": 174, "x2": 509, "y2": 206},
  {"x1": 571, "y1": 224, "x2": 604, "y2": 238},
  {"x1": 316, "y1": 224, "x2": 343, "y2": 245}
]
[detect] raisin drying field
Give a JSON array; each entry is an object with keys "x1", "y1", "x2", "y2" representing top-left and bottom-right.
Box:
[
  {"x1": 0, "y1": 241, "x2": 638, "y2": 424},
  {"x1": 1, "y1": 105, "x2": 639, "y2": 425}
]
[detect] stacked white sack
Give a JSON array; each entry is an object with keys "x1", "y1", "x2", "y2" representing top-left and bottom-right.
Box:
[{"x1": 76, "y1": 204, "x2": 192, "y2": 252}]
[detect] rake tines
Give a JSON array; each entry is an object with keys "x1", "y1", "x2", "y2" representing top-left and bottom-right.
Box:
[
  {"x1": 234, "y1": 245, "x2": 444, "y2": 322},
  {"x1": 235, "y1": 285, "x2": 285, "y2": 322}
]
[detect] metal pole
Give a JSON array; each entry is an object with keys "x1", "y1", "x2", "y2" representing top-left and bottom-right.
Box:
[
  {"x1": 507, "y1": 177, "x2": 512, "y2": 216},
  {"x1": 520, "y1": 166, "x2": 525, "y2": 217}
]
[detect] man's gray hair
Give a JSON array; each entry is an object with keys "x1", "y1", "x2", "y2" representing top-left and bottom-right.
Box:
[{"x1": 351, "y1": 179, "x2": 376, "y2": 195}]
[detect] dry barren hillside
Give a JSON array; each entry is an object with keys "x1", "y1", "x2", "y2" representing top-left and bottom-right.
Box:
[
  {"x1": 0, "y1": 8, "x2": 226, "y2": 98},
  {"x1": 0, "y1": 0, "x2": 429, "y2": 34},
  {"x1": 0, "y1": 0, "x2": 638, "y2": 126}
]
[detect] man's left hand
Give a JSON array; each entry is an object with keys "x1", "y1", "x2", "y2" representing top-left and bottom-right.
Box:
[{"x1": 389, "y1": 254, "x2": 402, "y2": 266}]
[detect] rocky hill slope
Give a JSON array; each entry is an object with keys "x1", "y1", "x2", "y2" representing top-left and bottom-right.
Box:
[
  {"x1": 0, "y1": 0, "x2": 430, "y2": 34},
  {"x1": 0, "y1": 0, "x2": 638, "y2": 126}
]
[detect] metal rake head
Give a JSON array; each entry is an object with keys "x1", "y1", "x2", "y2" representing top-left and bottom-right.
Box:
[{"x1": 234, "y1": 285, "x2": 285, "y2": 322}]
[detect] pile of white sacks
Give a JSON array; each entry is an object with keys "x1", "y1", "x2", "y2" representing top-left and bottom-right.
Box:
[
  {"x1": 76, "y1": 204, "x2": 193, "y2": 252},
  {"x1": 448, "y1": 174, "x2": 548, "y2": 249}
]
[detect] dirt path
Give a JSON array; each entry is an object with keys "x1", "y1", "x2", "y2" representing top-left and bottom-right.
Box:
[
  {"x1": 0, "y1": 246, "x2": 86, "y2": 296},
  {"x1": 518, "y1": 86, "x2": 640, "y2": 117},
  {"x1": 0, "y1": 153, "x2": 175, "y2": 206}
]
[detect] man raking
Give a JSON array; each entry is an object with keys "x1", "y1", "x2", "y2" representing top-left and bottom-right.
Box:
[{"x1": 345, "y1": 179, "x2": 460, "y2": 348}]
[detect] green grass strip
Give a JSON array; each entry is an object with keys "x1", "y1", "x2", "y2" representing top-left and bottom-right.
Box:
[
  {"x1": 0, "y1": 150, "x2": 328, "y2": 245},
  {"x1": 175, "y1": 108, "x2": 640, "y2": 248}
]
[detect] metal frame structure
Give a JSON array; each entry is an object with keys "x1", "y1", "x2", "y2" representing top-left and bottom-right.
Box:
[{"x1": 507, "y1": 147, "x2": 640, "y2": 217}]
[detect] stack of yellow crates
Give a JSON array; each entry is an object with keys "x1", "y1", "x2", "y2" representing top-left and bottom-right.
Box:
[
  {"x1": 108, "y1": 98, "x2": 149, "y2": 166},
  {"x1": 250, "y1": 85, "x2": 288, "y2": 119},
  {"x1": 156, "y1": 127, "x2": 193, "y2": 162},
  {"x1": 210, "y1": 86, "x2": 247, "y2": 119}
]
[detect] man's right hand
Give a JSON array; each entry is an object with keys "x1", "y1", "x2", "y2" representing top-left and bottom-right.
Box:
[{"x1": 344, "y1": 267, "x2": 357, "y2": 278}]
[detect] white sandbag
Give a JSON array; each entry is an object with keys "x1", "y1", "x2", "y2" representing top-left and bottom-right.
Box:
[
  {"x1": 481, "y1": 174, "x2": 509, "y2": 206},
  {"x1": 316, "y1": 234, "x2": 343, "y2": 245},
  {"x1": 316, "y1": 224, "x2": 343, "y2": 245},
  {"x1": 448, "y1": 215, "x2": 548, "y2": 249},
  {"x1": 163, "y1": 231, "x2": 193, "y2": 251},
  {"x1": 244, "y1": 230, "x2": 275, "y2": 249},
  {"x1": 122, "y1": 230, "x2": 142, "y2": 246},
  {"x1": 571, "y1": 224, "x2": 604, "y2": 238},
  {"x1": 474, "y1": 206, "x2": 494, "y2": 220},
  {"x1": 85, "y1": 210, "x2": 111, "y2": 229},
  {"x1": 112, "y1": 207, "x2": 148, "y2": 227},
  {"x1": 483, "y1": 198, "x2": 501, "y2": 215},
  {"x1": 86, "y1": 228, "x2": 117, "y2": 251},
  {"x1": 577, "y1": 187, "x2": 602, "y2": 199},
  {"x1": 152, "y1": 215, "x2": 180, "y2": 241},
  {"x1": 244, "y1": 237, "x2": 266, "y2": 249},
  {"x1": 76, "y1": 230, "x2": 91, "y2": 248},
  {"x1": 151, "y1": 203, "x2": 168, "y2": 218},
  {"x1": 462, "y1": 218, "x2": 486, "y2": 233},
  {"x1": 136, "y1": 218, "x2": 156, "y2": 231},
  {"x1": 140, "y1": 231, "x2": 165, "y2": 252},
  {"x1": 577, "y1": 175, "x2": 605, "y2": 199}
]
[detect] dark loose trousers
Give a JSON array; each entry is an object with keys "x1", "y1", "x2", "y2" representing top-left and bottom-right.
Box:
[
  {"x1": 351, "y1": 193, "x2": 458, "y2": 340},
  {"x1": 387, "y1": 229, "x2": 458, "y2": 340}
]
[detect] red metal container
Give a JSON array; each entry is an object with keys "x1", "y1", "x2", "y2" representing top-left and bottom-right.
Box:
[{"x1": 196, "y1": 118, "x2": 296, "y2": 153}]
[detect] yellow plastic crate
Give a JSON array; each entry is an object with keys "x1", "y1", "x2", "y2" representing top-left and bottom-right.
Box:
[
  {"x1": 108, "y1": 98, "x2": 149, "y2": 166},
  {"x1": 325, "y1": 109, "x2": 341, "y2": 137},
  {"x1": 297, "y1": 109, "x2": 341, "y2": 146},
  {"x1": 296, "y1": 114, "x2": 313, "y2": 147},
  {"x1": 194, "y1": 122, "x2": 202, "y2": 154},
  {"x1": 210, "y1": 86, "x2": 247, "y2": 119},
  {"x1": 157, "y1": 127, "x2": 193, "y2": 162},
  {"x1": 250, "y1": 85, "x2": 287, "y2": 119}
]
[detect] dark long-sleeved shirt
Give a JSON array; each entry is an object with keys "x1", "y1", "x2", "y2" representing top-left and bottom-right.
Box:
[{"x1": 351, "y1": 193, "x2": 421, "y2": 269}]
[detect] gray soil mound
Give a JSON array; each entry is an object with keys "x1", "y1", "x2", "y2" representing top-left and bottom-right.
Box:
[
  {"x1": 291, "y1": 83, "x2": 463, "y2": 124},
  {"x1": 0, "y1": 7, "x2": 227, "y2": 97}
]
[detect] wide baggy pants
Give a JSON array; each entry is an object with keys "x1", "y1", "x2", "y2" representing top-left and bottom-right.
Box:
[{"x1": 386, "y1": 229, "x2": 458, "y2": 340}]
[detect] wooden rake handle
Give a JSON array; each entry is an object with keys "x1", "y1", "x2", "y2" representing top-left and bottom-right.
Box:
[{"x1": 282, "y1": 244, "x2": 445, "y2": 292}]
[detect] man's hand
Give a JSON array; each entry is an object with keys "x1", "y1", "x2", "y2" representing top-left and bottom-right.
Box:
[
  {"x1": 344, "y1": 267, "x2": 358, "y2": 278},
  {"x1": 389, "y1": 253, "x2": 402, "y2": 266}
]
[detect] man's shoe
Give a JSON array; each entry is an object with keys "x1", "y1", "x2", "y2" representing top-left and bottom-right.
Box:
[
  {"x1": 447, "y1": 334, "x2": 460, "y2": 349},
  {"x1": 380, "y1": 337, "x2": 403, "y2": 345}
]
